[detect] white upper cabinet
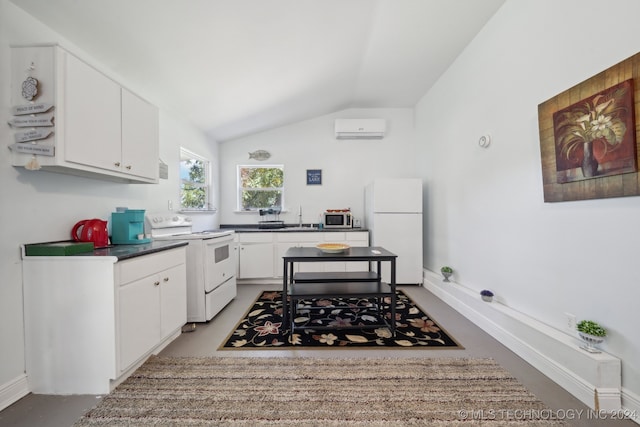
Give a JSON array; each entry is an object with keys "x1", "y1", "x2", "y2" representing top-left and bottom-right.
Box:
[
  {"x1": 63, "y1": 51, "x2": 122, "y2": 172},
  {"x1": 10, "y1": 44, "x2": 159, "y2": 183},
  {"x1": 121, "y1": 88, "x2": 159, "y2": 179}
]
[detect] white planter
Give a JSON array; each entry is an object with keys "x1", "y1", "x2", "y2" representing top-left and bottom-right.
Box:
[{"x1": 578, "y1": 331, "x2": 605, "y2": 353}]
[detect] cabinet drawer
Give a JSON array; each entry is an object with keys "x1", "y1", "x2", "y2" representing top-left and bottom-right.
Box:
[
  {"x1": 238, "y1": 233, "x2": 274, "y2": 243},
  {"x1": 346, "y1": 232, "x2": 369, "y2": 242},
  {"x1": 119, "y1": 248, "x2": 186, "y2": 285},
  {"x1": 323, "y1": 232, "x2": 346, "y2": 241},
  {"x1": 276, "y1": 232, "x2": 321, "y2": 243}
]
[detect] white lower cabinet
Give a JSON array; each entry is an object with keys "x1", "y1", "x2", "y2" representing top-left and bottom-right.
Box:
[
  {"x1": 275, "y1": 232, "x2": 322, "y2": 276},
  {"x1": 118, "y1": 260, "x2": 186, "y2": 373},
  {"x1": 118, "y1": 274, "x2": 161, "y2": 372},
  {"x1": 159, "y1": 264, "x2": 187, "y2": 341},
  {"x1": 315, "y1": 232, "x2": 370, "y2": 272},
  {"x1": 236, "y1": 231, "x2": 369, "y2": 280},
  {"x1": 344, "y1": 232, "x2": 370, "y2": 271},
  {"x1": 21, "y1": 246, "x2": 187, "y2": 394},
  {"x1": 238, "y1": 233, "x2": 275, "y2": 278}
]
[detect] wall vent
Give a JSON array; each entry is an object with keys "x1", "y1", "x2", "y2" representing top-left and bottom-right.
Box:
[{"x1": 334, "y1": 119, "x2": 385, "y2": 139}]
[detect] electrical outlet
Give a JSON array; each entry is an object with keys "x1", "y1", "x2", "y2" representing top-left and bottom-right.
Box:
[{"x1": 565, "y1": 313, "x2": 576, "y2": 331}]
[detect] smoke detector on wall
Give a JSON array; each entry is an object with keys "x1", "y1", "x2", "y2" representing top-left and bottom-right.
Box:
[{"x1": 478, "y1": 134, "x2": 491, "y2": 148}]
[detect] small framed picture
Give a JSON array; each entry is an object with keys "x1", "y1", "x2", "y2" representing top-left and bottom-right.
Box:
[{"x1": 306, "y1": 169, "x2": 322, "y2": 185}]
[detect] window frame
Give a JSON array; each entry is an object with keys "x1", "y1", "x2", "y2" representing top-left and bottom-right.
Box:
[
  {"x1": 179, "y1": 147, "x2": 213, "y2": 212},
  {"x1": 237, "y1": 164, "x2": 285, "y2": 212}
]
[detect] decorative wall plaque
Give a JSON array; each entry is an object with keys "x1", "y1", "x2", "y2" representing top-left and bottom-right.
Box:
[
  {"x1": 9, "y1": 143, "x2": 54, "y2": 156},
  {"x1": 12, "y1": 103, "x2": 53, "y2": 115},
  {"x1": 306, "y1": 169, "x2": 322, "y2": 185},
  {"x1": 14, "y1": 129, "x2": 52, "y2": 143},
  {"x1": 8, "y1": 113, "x2": 54, "y2": 127},
  {"x1": 21, "y1": 76, "x2": 39, "y2": 101},
  {"x1": 248, "y1": 150, "x2": 271, "y2": 161}
]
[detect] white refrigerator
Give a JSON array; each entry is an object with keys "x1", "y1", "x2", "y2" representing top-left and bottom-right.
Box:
[{"x1": 365, "y1": 178, "x2": 423, "y2": 285}]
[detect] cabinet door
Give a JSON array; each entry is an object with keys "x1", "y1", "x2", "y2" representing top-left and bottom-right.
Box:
[
  {"x1": 345, "y1": 232, "x2": 370, "y2": 272},
  {"x1": 233, "y1": 241, "x2": 240, "y2": 278},
  {"x1": 121, "y1": 88, "x2": 159, "y2": 180},
  {"x1": 275, "y1": 233, "x2": 323, "y2": 275},
  {"x1": 159, "y1": 263, "x2": 187, "y2": 339},
  {"x1": 275, "y1": 243, "x2": 300, "y2": 277},
  {"x1": 320, "y1": 232, "x2": 347, "y2": 272},
  {"x1": 239, "y1": 243, "x2": 274, "y2": 278},
  {"x1": 118, "y1": 275, "x2": 161, "y2": 372},
  {"x1": 63, "y1": 51, "x2": 122, "y2": 171}
]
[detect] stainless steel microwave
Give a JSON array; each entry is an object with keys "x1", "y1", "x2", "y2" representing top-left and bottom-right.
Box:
[{"x1": 322, "y1": 212, "x2": 352, "y2": 228}]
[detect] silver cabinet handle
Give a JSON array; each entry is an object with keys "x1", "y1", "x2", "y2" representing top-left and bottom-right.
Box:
[
  {"x1": 126, "y1": 165, "x2": 132, "y2": 170},
  {"x1": 163, "y1": 277, "x2": 169, "y2": 282},
  {"x1": 114, "y1": 162, "x2": 121, "y2": 167},
  {"x1": 154, "y1": 281, "x2": 160, "y2": 286}
]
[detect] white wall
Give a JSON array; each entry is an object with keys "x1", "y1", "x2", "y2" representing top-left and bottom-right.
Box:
[
  {"x1": 0, "y1": 0, "x2": 219, "y2": 401},
  {"x1": 415, "y1": 0, "x2": 640, "y2": 406},
  {"x1": 219, "y1": 108, "x2": 415, "y2": 226}
]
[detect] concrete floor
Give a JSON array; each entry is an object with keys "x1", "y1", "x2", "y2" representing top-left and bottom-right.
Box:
[{"x1": 0, "y1": 284, "x2": 636, "y2": 427}]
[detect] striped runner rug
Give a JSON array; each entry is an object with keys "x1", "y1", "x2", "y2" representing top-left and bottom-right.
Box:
[{"x1": 75, "y1": 356, "x2": 566, "y2": 426}]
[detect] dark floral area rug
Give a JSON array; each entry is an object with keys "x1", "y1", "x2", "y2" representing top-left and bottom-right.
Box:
[{"x1": 219, "y1": 290, "x2": 462, "y2": 349}]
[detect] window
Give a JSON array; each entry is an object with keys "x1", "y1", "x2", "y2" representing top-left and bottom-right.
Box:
[
  {"x1": 180, "y1": 148, "x2": 211, "y2": 211},
  {"x1": 237, "y1": 165, "x2": 284, "y2": 211}
]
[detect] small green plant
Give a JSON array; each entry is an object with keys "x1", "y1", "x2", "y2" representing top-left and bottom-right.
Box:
[
  {"x1": 441, "y1": 266, "x2": 453, "y2": 273},
  {"x1": 577, "y1": 320, "x2": 607, "y2": 337}
]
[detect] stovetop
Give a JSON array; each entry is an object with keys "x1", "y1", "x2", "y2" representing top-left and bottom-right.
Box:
[
  {"x1": 146, "y1": 212, "x2": 193, "y2": 229},
  {"x1": 146, "y1": 212, "x2": 233, "y2": 239}
]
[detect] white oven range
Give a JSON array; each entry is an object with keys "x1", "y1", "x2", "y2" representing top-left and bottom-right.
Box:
[{"x1": 146, "y1": 212, "x2": 236, "y2": 322}]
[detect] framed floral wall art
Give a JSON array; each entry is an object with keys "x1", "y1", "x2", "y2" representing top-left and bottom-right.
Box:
[
  {"x1": 538, "y1": 52, "x2": 640, "y2": 202},
  {"x1": 553, "y1": 79, "x2": 636, "y2": 183}
]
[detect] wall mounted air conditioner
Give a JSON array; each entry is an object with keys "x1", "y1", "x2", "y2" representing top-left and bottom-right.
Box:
[{"x1": 334, "y1": 119, "x2": 386, "y2": 140}]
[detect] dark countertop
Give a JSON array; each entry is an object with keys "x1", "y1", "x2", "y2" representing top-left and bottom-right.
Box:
[
  {"x1": 221, "y1": 224, "x2": 368, "y2": 233},
  {"x1": 23, "y1": 240, "x2": 189, "y2": 261},
  {"x1": 89, "y1": 240, "x2": 188, "y2": 260}
]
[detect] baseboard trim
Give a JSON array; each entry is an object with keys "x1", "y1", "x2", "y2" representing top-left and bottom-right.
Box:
[
  {"x1": 622, "y1": 389, "x2": 640, "y2": 425},
  {"x1": 423, "y1": 270, "x2": 627, "y2": 415},
  {"x1": 0, "y1": 374, "x2": 29, "y2": 411}
]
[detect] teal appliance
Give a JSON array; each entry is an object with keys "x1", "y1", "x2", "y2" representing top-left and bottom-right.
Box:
[{"x1": 111, "y1": 209, "x2": 151, "y2": 244}]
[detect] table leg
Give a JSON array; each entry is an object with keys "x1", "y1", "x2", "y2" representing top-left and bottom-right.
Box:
[
  {"x1": 282, "y1": 259, "x2": 288, "y2": 328},
  {"x1": 390, "y1": 258, "x2": 396, "y2": 336},
  {"x1": 289, "y1": 292, "x2": 296, "y2": 334}
]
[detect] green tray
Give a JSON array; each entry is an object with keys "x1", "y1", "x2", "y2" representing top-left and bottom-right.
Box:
[{"x1": 25, "y1": 241, "x2": 95, "y2": 256}]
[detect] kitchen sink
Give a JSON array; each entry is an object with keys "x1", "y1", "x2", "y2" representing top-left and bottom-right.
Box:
[{"x1": 258, "y1": 220, "x2": 285, "y2": 229}]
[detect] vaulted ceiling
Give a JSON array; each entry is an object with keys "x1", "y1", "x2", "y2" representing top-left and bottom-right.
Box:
[{"x1": 10, "y1": 0, "x2": 505, "y2": 142}]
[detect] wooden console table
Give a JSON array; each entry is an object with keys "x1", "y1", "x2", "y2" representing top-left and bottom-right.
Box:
[{"x1": 282, "y1": 246, "x2": 397, "y2": 335}]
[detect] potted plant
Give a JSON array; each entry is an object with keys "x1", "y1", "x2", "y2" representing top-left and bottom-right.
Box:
[
  {"x1": 576, "y1": 320, "x2": 607, "y2": 353},
  {"x1": 440, "y1": 266, "x2": 453, "y2": 282},
  {"x1": 480, "y1": 290, "x2": 494, "y2": 302}
]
